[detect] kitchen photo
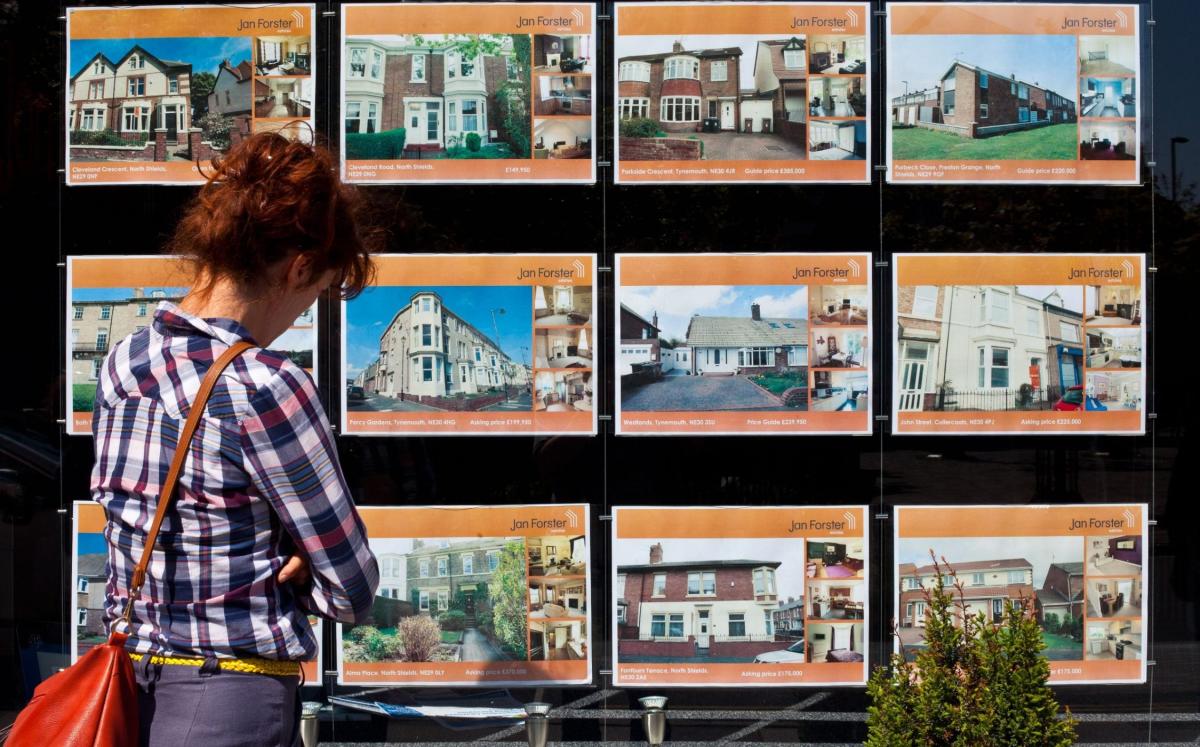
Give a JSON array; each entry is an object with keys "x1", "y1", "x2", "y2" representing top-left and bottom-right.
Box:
[
  {"x1": 1084, "y1": 619, "x2": 1142, "y2": 661},
  {"x1": 806, "y1": 579, "x2": 865, "y2": 620},
  {"x1": 535, "y1": 75, "x2": 592, "y2": 116},
  {"x1": 533, "y1": 370, "x2": 593, "y2": 412},
  {"x1": 1086, "y1": 327, "x2": 1141, "y2": 368},
  {"x1": 810, "y1": 371, "x2": 868, "y2": 412},
  {"x1": 529, "y1": 620, "x2": 588, "y2": 661}
]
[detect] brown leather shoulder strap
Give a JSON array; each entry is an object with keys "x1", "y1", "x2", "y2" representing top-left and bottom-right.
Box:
[{"x1": 119, "y1": 340, "x2": 255, "y2": 628}]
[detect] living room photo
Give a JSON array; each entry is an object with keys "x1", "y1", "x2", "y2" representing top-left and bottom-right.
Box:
[
  {"x1": 809, "y1": 285, "x2": 868, "y2": 325},
  {"x1": 1086, "y1": 284, "x2": 1141, "y2": 325}
]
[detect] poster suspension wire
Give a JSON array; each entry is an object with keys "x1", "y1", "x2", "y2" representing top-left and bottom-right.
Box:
[{"x1": 1146, "y1": 0, "x2": 1156, "y2": 737}]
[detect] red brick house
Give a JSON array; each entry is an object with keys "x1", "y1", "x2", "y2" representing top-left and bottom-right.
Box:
[
  {"x1": 895, "y1": 284, "x2": 944, "y2": 411},
  {"x1": 899, "y1": 558, "x2": 1034, "y2": 628},
  {"x1": 1036, "y1": 562, "x2": 1085, "y2": 623},
  {"x1": 617, "y1": 543, "x2": 784, "y2": 661},
  {"x1": 69, "y1": 45, "x2": 192, "y2": 141},
  {"x1": 617, "y1": 42, "x2": 742, "y2": 132},
  {"x1": 618, "y1": 303, "x2": 661, "y2": 378}
]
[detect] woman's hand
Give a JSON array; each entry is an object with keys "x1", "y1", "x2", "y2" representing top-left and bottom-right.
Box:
[{"x1": 278, "y1": 555, "x2": 311, "y2": 586}]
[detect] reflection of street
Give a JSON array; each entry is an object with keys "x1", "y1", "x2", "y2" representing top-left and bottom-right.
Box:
[
  {"x1": 462, "y1": 628, "x2": 509, "y2": 661},
  {"x1": 347, "y1": 393, "x2": 440, "y2": 412},
  {"x1": 482, "y1": 392, "x2": 533, "y2": 411}
]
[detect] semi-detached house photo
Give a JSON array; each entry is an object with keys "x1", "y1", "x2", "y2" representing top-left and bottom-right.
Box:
[
  {"x1": 343, "y1": 34, "x2": 531, "y2": 160},
  {"x1": 896, "y1": 536, "x2": 1087, "y2": 661},
  {"x1": 616, "y1": 33, "x2": 867, "y2": 162},
  {"x1": 345, "y1": 285, "x2": 533, "y2": 414},
  {"x1": 888, "y1": 34, "x2": 1079, "y2": 160},
  {"x1": 619, "y1": 284, "x2": 811, "y2": 413}
]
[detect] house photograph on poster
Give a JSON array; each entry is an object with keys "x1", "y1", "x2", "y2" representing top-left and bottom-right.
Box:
[
  {"x1": 619, "y1": 285, "x2": 810, "y2": 412},
  {"x1": 345, "y1": 285, "x2": 533, "y2": 413},
  {"x1": 888, "y1": 35, "x2": 1078, "y2": 160},
  {"x1": 347, "y1": 537, "x2": 530, "y2": 663},
  {"x1": 895, "y1": 284, "x2": 1091, "y2": 413},
  {"x1": 617, "y1": 32, "x2": 866, "y2": 161},
  {"x1": 896, "y1": 536, "x2": 1085, "y2": 661},
  {"x1": 615, "y1": 538, "x2": 804, "y2": 664},
  {"x1": 342, "y1": 34, "x2": 531, "y2": 159},
  {"x1": 68, "y1": 36, "x2": 253, "y2": 164}
]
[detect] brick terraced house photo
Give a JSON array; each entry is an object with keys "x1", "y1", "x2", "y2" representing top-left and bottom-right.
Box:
[
  {"x1": 342, "y1": 34, "x2": 531, "y2": 159},
  {"x1": 888, "y1": 34, "x2": 1079, "y2": 160},
  {"x1": 346, "y1": 285, "x2": 533, "y2": 413},
  {"x1": 616, "y1": 32, "x2": 866, "y2": 163},
  {"x1": 618, "y1": 284, "x2": 811, "y2": 413}
]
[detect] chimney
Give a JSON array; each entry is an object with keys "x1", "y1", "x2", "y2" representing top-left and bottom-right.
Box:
[
  {"x1": 133, "y1": 288, "x2": 144, "y2": 299},
  {"x1": 652, "y1": 311, "x2": 658, "y2": 329},
  {"x1": 649, "y1": 543, "x2": 664, "y2": 565},
  {"x1": 672, "y1": 40, "x2": 684, "y2": 53},
  {"x1": 750, "y1": 303, "x2": 761, "y2": 321}
]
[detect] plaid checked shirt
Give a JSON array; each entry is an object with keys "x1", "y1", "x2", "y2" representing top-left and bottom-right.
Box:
[{"x1": 91, "y1": 301, "x2": 379, "y2": 660}]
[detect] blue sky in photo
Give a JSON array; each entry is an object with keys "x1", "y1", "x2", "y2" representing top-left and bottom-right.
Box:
[
  {"x1": 620, "y1": 284, "x2": 808, "y2": 343},
  {"x1": 345, "y1": 286, "x2": 532, "y2": 375},
  {"x1": 73, "y1": 287, "x2": 186, "y2": 303},
  {"x1": 896, "y1": 535, "x2": 1080, "y2": 589},
  {"x1": 70, "y1": 37, "x2": 252, "y2": 79},
  {"x1": 77, "y1": 532, "x2": 107, "y2": 556},
  {"x1": 886, "y1": 34, "x2": 1077, "y2": 101}
]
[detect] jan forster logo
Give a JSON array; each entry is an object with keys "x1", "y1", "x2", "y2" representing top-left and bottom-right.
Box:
[
  {"x1": 792, "y1": 263, "x2": 857, "y2": 280},
  {"x1": 237, "y1": 15, "x2": 298, "y2": 32},
  {"x1": 787, "y1": 515, "x2": 854, "y2": 533},
  {"x1": 1068, "y1": 511, "x2": 1137, "y2": 531},
  {"x1": 517, "y1": 263, "x2": 585, "y2": 280},
  {"x1": 1061, "y1": 10, "x2": 1128, "y2": 31},
  {"x1": 790, "y1": 12, "x2": 855, "y2": 30},
  {"x1": 517, "y1": 9, "x2": 582, "y2": 29},
  {"x1": 1067, "y1": 263, "x2": 1132, "y2": 281},
  {"x1": 564, "y1": 508, "x2": 580, "y2": 528},
  {"x1": 509, "y1": 514, "x2": 573, "y2": 531}
]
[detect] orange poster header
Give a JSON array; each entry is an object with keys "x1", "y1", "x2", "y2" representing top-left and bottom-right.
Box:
[
  {"x1": 359, "y1": 505, "x2": 588, "y2": 538},
  {"x1": 889, "y1": 3, "x2": 1137, "y2": 37},
  {"x1": 345, "y1": 3, "x2": 593, "y2": 36},
  {"x1": 371, "y1": 254, "x2": 594, "y2": 287},
  {"x1": 895, "y1": 253, "x2": 1142, "y2": 287},
  {"x1": 617, "y1": 3, "x2": 868, "y2": 35},
  {"x1": 897, "y1": 504, "x2": 1146, "y2": 538},
  {"x1": 71, "y1": 256, "x2": 193, "y2": 289},
  {"x1": 70, "y1": 5, "x2": 313, "y2": 40},
  {"x1": 76, "y1": 502, "x2": 105, "y2": 533},
  {"x1": 620, "y1": 253, "x2": 870, "y2": 286},
  {"x1": 617, "y1": 506, "x2": 866, "y2": 539}
]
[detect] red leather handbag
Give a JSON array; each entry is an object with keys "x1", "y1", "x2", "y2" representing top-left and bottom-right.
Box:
[{"x1": 6, "y1": 341, "x2": 253, "y2": 747}]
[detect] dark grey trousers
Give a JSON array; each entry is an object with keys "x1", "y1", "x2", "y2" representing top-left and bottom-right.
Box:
[{"x1": 134, "y1": 654, "x2": 301, "y2": 747}]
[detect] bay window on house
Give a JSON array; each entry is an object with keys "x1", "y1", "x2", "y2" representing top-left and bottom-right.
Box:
[
  {"x1": 348, "y1": 48, "x2": 368, "y2": 78},
  {"x1": 664, "y1": 56, "x2": 700, "y2": 80},
  {"x1": 660, "y1": 96, "x2": 700, "y2": 123},
  {"x1": 618, "y1": 97, "x2": 649, "y2": 119},
  {"x1": 753, "y1": 567, "x2": 776, "y2": 596},
  {"x1": 739, "y1": 347, "x2": 774, "y2": 367},
  {"x1": 366, "y1": 102, "x2": 379, "y2": 133},
  {"x1": 619, "y1": 61, "x2": 651, "y2": 82},
  {"x1": 370, "y1": 49, "x2": 383, "y2": 79},
  {"x1": 422, "y1": 356, "x2": 434, "y2": 382},
  {"x1": 345, "y1": 101, "x2": 362, "y2": 134}
]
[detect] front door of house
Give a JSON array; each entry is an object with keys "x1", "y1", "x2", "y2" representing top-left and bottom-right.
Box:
[
  {"x1": 992, "y1": 598, "x2": 1004, "y2": 622},
  {"x1": 163, "y1": 105, "x2": 179, "y2": 141},
  {"x1": 696, "y1": 610, "x2": 710, "y2": 650},
  {"x1": 464, "y1": 592, "x2": 475, "y2": 615},
  {"x1": 721, "y1": 101, "x2": 735, "y2": 130},
  {"x1": 899, "y1": 359, "x2": 926, "y2": 411}
]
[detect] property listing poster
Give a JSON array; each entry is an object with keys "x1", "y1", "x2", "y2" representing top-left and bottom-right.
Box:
[
  {"x1": 616, "y1": 253, "x2": 872, "y2": 435},
  {"x1": 892, "y1": 253, "x2": 1145, "y2": 435},
  {"x1": 66, "y1": 4, "x2": 317, "y2": 186},
  {"x1": 886, "y1": 3, "x2": 1140, "y2": 185},
  {"x1": 342, "y1": 253, "x2": 597, "y2": 436},
  {"x1": 612, "y1": 506, "x2": 869, "y2": 687},
  {"x1": 894, "y1": 504, "x2": 1149, "y2": 685},
  {"x1": 66, "y1": 256, "x2": 318, "y2": 436},
  {"x1": 339, "y1": 505, "x2": 592, "y2": 686},
  {"x1": 72, "y1": 502, "x2": 324, "y2": 685},
  {"x1": 614, "y1": 2, "x2": 871, "y2": 184},
  {"x1": 341, "y1": 3, "x2": 596, "y2": 184}
]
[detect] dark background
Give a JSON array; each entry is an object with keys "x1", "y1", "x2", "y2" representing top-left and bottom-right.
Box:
[{"x1": 1, "y1": 0, "x2": 1197, "y2": 742}]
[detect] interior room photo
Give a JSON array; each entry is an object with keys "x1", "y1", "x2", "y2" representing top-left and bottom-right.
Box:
[
  {"x1": 809, "y1": 76, "x2": 866, "y2": 117},
  {"x1": 534, "y1": 327, "x2": 592, "y2": 368},
  {"x1": 810, "y1": 371, "x2": 869, "y2": 412},
  {"x1": 535, "y1": 284, "x2": 592, "y2": 325},
  {"x1": 535, "y1": 75, "x2": 592, "y2": 116},
  {"x1": 809, "y1": 285, "x2": 869, "y2": 325},
  {"x1": 533, "y1": 34, "x2": 592, "y2": 73},
  {"x1": 533, "y1": 370, "x2": 592, "y2": 412},
  {"x1": 806, "y1": 540, "x2": 865, "y2": 579},
  {"x1": 1086, "y1": 577, "x2": 1143, "y2": 618},
  {"x1": 1086, "y1": 327, "x2": 1141, "y2": 368},
  {"x1": 528, "y1": 577, "x2": 587, "y2": 618},
  {"x1": 1079, "y1": 36, "x2": 1137, "y2": 76},
  {"x1": 806, "y1": 622, "x2": 865, "y2": 662},
  {"x1": 255, "y1": 35, "x2": 311, "y2": 76},
  {"x1": 1087, "y1": 285, "x2": 1141, "y2": 325},
  {"x1": 1087, "y1": 372, "x2": 1142, "y2": 411},
  {"x1": 255, "y1": 78, "x2": 313, "y2": 118},
  {"x1": 812, "y1": 329, "x2": 867, "y2": 367},
  {"x1": 806, "y1": 579, "x2": 866, "y2": 620},
  {"x1": 529, "y1": 620, "x2": 588, "y2": 661},
  {"x1": 808, "y1": 36, "x2": 866, "y2": 74},
  {"x1": 1087, "y1": 535, "x2": 1143, "y2": 575},
  {"x1": 1085, "y1": 619, "x2": 1143, "y2": 661},
  {"x1": 1080, "y1": 122, "x2": 1137, "y2": 160},
  {"x1": 808, "y1": 120, "x2": 867, "y2": 160},
  {"x1": 534, "y1": 118, "x2": 592, "y2": 159},
  {"x1": 1081, "y1": 76, "x2": 1136, "y2": 118},
  {"x1": 528, "y1": 535, "x2": 587, "y2": 577}
]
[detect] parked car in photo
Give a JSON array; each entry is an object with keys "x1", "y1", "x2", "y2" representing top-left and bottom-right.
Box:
[
  {"x1": 753, "y1": 640, "x2": 805, "y2": 663},
  {"x1": 1051, "y1": 385, "x2": 1106, "y2": 412},
  {"x1": 347, "y1": 385, "x2": 366, "y2": 402}
]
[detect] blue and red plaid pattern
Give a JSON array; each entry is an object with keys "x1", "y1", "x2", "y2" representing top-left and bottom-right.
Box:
[{"x1": 91, "y1": 301, "x2": 379, "y2": 660}]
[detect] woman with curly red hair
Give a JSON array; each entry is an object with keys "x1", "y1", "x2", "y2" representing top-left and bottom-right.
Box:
[{"x1": 90, "y1": 131, "x2": 380, "y2": 746}]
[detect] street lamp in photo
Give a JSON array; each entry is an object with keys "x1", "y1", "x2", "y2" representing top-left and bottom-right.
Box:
[{"x1": 491, "y1": 307, "x2": 511, "y2": 399}]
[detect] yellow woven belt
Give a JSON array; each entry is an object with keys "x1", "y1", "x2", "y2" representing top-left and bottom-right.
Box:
[{"x1": 129, "y1": 652, "x2": 300, "y2": 677}]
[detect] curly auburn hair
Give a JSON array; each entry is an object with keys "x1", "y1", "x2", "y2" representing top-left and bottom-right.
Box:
[{"x1": 169, "y1": 129, "x2": 376, "y2": 298}]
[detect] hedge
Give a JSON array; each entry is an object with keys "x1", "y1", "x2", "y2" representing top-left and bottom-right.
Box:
[{"x1": 345, "y1": 128, "x2": 407, "y2": 160}]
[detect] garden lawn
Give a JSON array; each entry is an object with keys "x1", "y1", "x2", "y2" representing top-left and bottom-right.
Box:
[
  {"x1": 1041, "y1": 631, "x2": 1082, "y2": 658},
  {"x1": 440, "y1": 631, "x2": 461, "y2": 644},
  {"x1": 73, "y1": 383, "x2": 97, "y2": 413},
  {"x1": 891, "y1": 123, "x2": 1077, "y2": 161},
  {"x1": 749, "y1": 372, "x2": 807, "y2": 395}
]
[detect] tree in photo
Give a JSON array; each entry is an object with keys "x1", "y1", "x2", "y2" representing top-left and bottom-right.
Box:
[
  {"x1": 489, "y1": 540, "x2": 528, "y2": 659},
  {"x1": 867, "y1": 553, "x2": 1076, "y2": 746},
  {"x1": 190, "y1": 70, "x2": 216, "y2": 117},
  {"x1": 400, "y1": 615, "x2": 443, "y2": 662}
]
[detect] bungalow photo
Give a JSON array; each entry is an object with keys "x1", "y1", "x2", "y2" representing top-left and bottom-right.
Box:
[
  {"x1": 895, "y1": 284, "x2": 1088, "y2": 413},
  {"x1": 1086, "y1": 285, "x2": 1141, "y2": 325},
  {"x1": 1086, "y1": 371, "x2": 1142, "y2": 411},
  {"x1": 535, "y1": 283, "x2": 593, "y2": 326},
  {"x1": 535, "y1": 327, "x2": 592, "y2": 369},
  {"x1": 534, "y1": 118, "x2": 592, "y2": 159},
  {"x1": 810, "y1": 371, "x2": 868, "y2": 413},
  {"x1": 345, "y1": 536, "x2": 530, "y2": 664},
  {"x1": 896, "y1": 536, "x2": 1085, "y2": 661},
  {"x1": 1087, "y1": 534, "x2": 1143, "y2": 577},
  {"x1": 1087, "y1": 327, "x2": 1141, "y2": 369},
  {"x1": 809, "y1": 285, "x2": 868, "y2": 325},
  {"x1": 617, "y1": 32, "x2": 864, "y2": 162},
  {"x1": 69, "y1": 37, "x2": 254, "y2": 163},
  {"x1": 1085, "y1": 619, "x2": 1142, "y2": 661},
  {"x1": 343, "y1": 34, "x2": 532, "y2": 160},
  {"x1": 619, "y1": 284, "x2": 811, "y2": 412},
  {"x1": 888, "y1": 35, "x2": 1078, "y2": 160},
  {"x1": 615, "y1": 538, "x2": 806, "y2": 664},
  {"x1": 812, "y1": 328, "x2": 867, "y2": 368},
  {"x1": 534, "y1": 370, "x2": 593, "y2": 412},
  {"x1": 345, "y1": 285, "x2": 533, "y2": 414},
  {"x1": 1086, "y1": 576, "x2": 1143, "y2": 619}
]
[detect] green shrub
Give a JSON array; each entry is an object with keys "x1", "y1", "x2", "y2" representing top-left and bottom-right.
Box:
[
  {"x1": 867, "y1": 553, "x2": 1076, "y2": 746},
  {"x1": 438, "y1": 609, "x2": 467, "y2": 631},
  {"x1": 196, "y1": 112, "x2": 235, "y2": 149},
  {"x1": 465, "y1": 132, "x2": 482, "y2": 152},
  {"x1": 345, "y1": 128, "x2": 407, "y2": 160},
  {"x1": 620, "y1": 117, "x2": 664, "y2": 138},
  {"x1": 70, "y1": 129, "x2": 131, "y2": 146},
  {"x1": 73, "y1": 383, "x2": 98, "y2": 413},
  {"x1": 475, "y1": 609, "x2": 493, "y2": 632}
]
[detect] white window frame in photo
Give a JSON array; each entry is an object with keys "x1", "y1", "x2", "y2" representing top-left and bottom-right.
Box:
[
  {"x1": 345, "y1": 101, "x2": 362, "y2": 134},
  {"x1": 461, "y1": 553, "x2": 474, "y2": 575},
  {"x1": 437, "y1": 556, "x2": 449, "y2": 577},
  {"x1": 709, "y1": 60, "x2": 728, "y2": 82},
  {"x1": 411, "y1": 53, "x2": 426, "y2": 82},
  {"x1": 618, "y1": 97, "x2": 649, "y2": 119},
  {"x1": 348, "y1": 47, "x2": 368, "y2": 79},
  {"x1": 727, "y1": 612, "x2": 747, "y2": 638},
  {"x1": 370, "y1": 48, "x2": 383, "y2": 80},
  {"x1": 664, "y1": 56, "x2": 700, "y2": 80},
  {"x1": 419, "y1": 558, "x2": 430, "y2": 578},
  {"x1": 784, "y1": 49, "x2": 804, "y2": 69},
  {"x1": 660, "y1": 96, "x2": 701, "y2": 123},
  {"x1": 652, "y1": 572, "x2": 667, "y2": 597},
  {"x1": 618, "y1": 60, "x2": 650, "y2": 82},
  {"x1": 419, "y1": 590, "x2": 430, "y2": 611}
]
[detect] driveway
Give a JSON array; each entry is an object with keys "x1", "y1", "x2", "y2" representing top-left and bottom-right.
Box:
[
  {"x1": 461, "y1": 628, "x2": 508, "y2": 661},
  {"x1": 347, "y1": 393, "x2": 441, "y2": 412},
  {"x1": 622, "y1": 375, "x2": 782, "y2": 411},
  {"x1": 691, "y1": 132, "x2": 807, "y2": 161}
]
